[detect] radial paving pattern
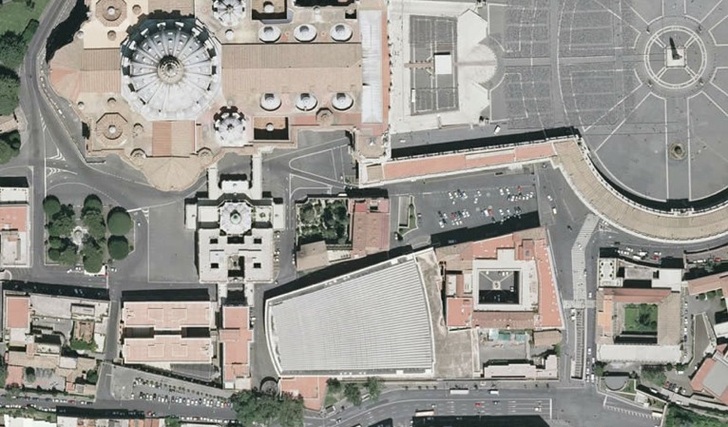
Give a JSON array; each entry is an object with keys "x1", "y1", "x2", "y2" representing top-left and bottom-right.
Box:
[{"x1": 487, "y1": 0, "x2": 728, "y2": 205}]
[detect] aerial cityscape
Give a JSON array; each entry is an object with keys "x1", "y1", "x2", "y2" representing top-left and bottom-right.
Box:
[{"x1": 1, "y1": 0, "x2": 728, "y2": 427}]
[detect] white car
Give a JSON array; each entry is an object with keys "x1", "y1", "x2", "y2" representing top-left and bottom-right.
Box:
[{"x1": 494, "y1": 125, "x2": 501, "y2": 134}]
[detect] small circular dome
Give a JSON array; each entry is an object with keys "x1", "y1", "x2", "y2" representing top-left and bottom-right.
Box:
[
  {"x1": 107, "y1": 6, "x2": 117, "y2": 16},
  {"x1": 295, "y1": 93, "x2": 318, "y2": 111},
  {"x1": 213, "y1": 0, "x2": 245, "y2": 27},
  {"x1": 294, "y1": 24, "x2": 317, "y2": 42},
  {"x1": 330, "y1": 23, "x2": 353, "y2": 42},
  {"x1": 107, "y1": 30, "x2": 117, "y2": 40},
  {"x1": 76, "y1": 30, "x2": 85, "y2": 39},
  {"x1": 263, "y1": 1, "x2": 275, "y2": 13},
  {"x1": 258, "y1": 25, "x2": 281, "y2": 43},
  {"x1": 107, "y1": 97, "x2": 117, "y2": 107},
  {"x1": 225, "y1": 29, "x2": 234, "y2": 40},
  {"x1": 332, "y1": 92, "x2": 354, "y2": 110},
  {"x1": 108, "y1": 125, "x2": 118, "y2": 135},
  {"x1": 261, "y1": 93, "x2": 281, "y2": 111},
  {"x1": 266, "y1": 123, "x2": 274, "y2": 132},
  {"x1": 132, "y1": 4, "x2": 141, "y2": 14},
  {"x1": 77, "y1": 101, "x2": 85, "y2": 110},
  {"x1": 133, "y1": 123, "x2": 144, "y2": 136}
]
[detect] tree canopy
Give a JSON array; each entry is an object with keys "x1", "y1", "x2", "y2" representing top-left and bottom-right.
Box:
[
  {"x1": 82, "y1": 194, "x2": 103, "y2": 214},
  {"x1": 57, "y1": 244, "x2": 78, "y2": 266},
  {"x1": 0, "y1": 32, "x2": 26, "y2": 70},
  {"x1": 364, "y1": 377, "x2": 382, "y2": 400},
  {"x1": 231, "y1": 389, "x2": 304, "y2": 427},
  {"x1": 42, "y1": 195, "x2": 61, "y2": 217},
  {"x1": 0, "y1": 129, "x2": 20, "y2": 163},
  {"x1": 107, "y1": 236, "x2": 129, "y2": 260},
  {"x1": 107, "y1": 208, "x2": 132, "y2": 235},
  {"x1": 82, "y1": 209, "x2": 106, "y2": 242},
  {"x1": 82, "y1": 239, "x2": 104, "y2": 273},
  {"x1": 344, "y1": 383, "x2": 362, "y2": 406},
  {"x1": 0, "y1": 71, "x2": 19, "y2": 116},
  {"x1": 326, "y1": 378, "x2": 342, "y2": 395}
]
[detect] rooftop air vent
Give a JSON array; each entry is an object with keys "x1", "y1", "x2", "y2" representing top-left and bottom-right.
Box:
[
  {"x1": 294, "y1": 24, "x2": 317, "y2": 42},
  {"x1": 260, "y1": 93, "x2": 281, "y2": 111},
  {"x1": 295, "y1": 93, "x2": 318, "y2": 111},
  {"x1": 331, "y1": 93, "x2": 353, "y2": 110},
  {"x1": 330, "y1": 23, "x2": 352, "y2": 42},
  {"x1": 258, "y1": 25, "x2": 281, "y2": 43}
]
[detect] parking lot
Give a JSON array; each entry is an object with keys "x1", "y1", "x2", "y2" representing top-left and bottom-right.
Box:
[
  {"x1": 131, "y1": 376, "x2": 231, "y2": 410},
  {"x1": 388, "y1": 169, "x2": 541, "y2": 246}
]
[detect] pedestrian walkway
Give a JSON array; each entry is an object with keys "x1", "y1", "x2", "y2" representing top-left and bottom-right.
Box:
[{"x1": 604, "y1": 404, "x2": 655, "y2": 419}]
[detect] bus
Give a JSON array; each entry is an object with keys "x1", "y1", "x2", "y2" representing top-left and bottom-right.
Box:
[
  {"x1": 449, "y1": 388, "x2": 470, "y2": 395},
  {"x1": 414, "y1": 410, "x2": 435, "y2": 417}
]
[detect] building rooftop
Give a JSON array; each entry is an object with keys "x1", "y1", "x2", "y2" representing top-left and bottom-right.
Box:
[
  {"x1": 122, "y1": 336, "x2": 213, "y2": 364},
  {"x1": 4, "y1": 295, "x2": 29, "y2": 330},
  {"x1": 266, "y1": 255, "x2": 435, "y2": 375},
  {"x1": 350, "y1": 198, "x2": 390, "y2": 258},
  {"x1": 122, "y1": 301, "x2": 214, "y2": 330},
  {"x1": 220, "y1": 306, "x2": 253, "y2": 389}
]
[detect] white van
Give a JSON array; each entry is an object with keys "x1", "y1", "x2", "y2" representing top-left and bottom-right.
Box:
[{"x1": 489, "y1": 389, "x2": 499, "y2": 395}]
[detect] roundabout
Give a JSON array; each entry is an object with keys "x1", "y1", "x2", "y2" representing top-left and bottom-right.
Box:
[{"x1": 487, "y1": 0, "x2": 728, "y2": 208}]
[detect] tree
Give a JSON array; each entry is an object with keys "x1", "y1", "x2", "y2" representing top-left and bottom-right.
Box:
[
  {"x1": 47, "y1": 247, "x2": 60, "y2": 261},
  {"x1": 82, "y1": 243, "x2": 104, "y2": 273},
  {"x1": 594, "y1": 362, "x2": 606, "y2": 377},
  {"x1": 85, "y1": 369, "x2": 98, "y2": 385},
  {"x1": 57, "y1": 244, "x2": 78, "y2": 266},
  {"x1": 0, "y1": 363, "x2": 7, "y2": 387},
  {"x1": 165, "y1": 417, "x2": 181, "y2": 427},
  {"x1": 82, "y1": 194, "x2": 103, "y2": 214},
  {"x1": 107, "y1": 208, "x2": 132, "y2": 235},
  {"x1": 299, "y1": 204, "x2": 316, "y2": 223},
  {"x1": 0, "y1": 32, "x2": 26, "y2": 70},
  {"x1": 364, "y1": 377, "x2": 382, "y2": 400},
  {"x1": 0, "y1": 130, "x2": 20, "y2": 163},
  {"x1": 24, "y1": 366, "x2": 35, "y2": 383},
  {"x1": 48, "y1": 213, "x2": 75, "y2": 237},
  {"x1": 344, "y1": 383, "x2": 362, "y2": 406},
  {"x1": 231, "y1": 389, "x2": 303, "y2": 427},
  {"x1": 0, "y1": 70, "x2": 20, "y2": 116},
  {"x1": 327, "y1": 378, "x2": 342, "y2": 394},
  {"x1": 82, "y1": 210, "x2": 106, "y2": 241},
  {"x1": 42, "y1": 195, "x2": 61, "y2": 217},
  {"x1": 108, "y1": 236, "x2": 129, "y2": 260}
]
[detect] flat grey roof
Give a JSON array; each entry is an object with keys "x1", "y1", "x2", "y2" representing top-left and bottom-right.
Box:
[
  {"x1": 703, "y1": 357, "x2": 728, "y2": 398},
  {"x1": 266, "y1": 256, "x2": 434, "y2": 375}
]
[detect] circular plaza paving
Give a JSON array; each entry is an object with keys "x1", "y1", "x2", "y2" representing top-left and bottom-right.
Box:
[{"x1": 487, "y1": 0, "x2": 728, "y2": 206}]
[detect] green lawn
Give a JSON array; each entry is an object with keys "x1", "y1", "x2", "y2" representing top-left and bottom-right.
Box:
[
  {"x1": 0, "y1": 0, "x2": 49, "y2": 35},
  {"x1": 624, "y1": 303, "x2": 658, "y2": 333}
]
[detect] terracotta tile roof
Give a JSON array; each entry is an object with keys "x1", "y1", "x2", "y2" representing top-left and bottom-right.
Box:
[
  {"x1": 535, "y1": 239, "x2": 562, "y2": 329},
  {"x1": 350, "y1": 199, "x2": 390, "y2": 258},
  {"x1": 122, "y1": 301, "x2": 213, "y2": 329},
  {"x1": 471, "y1": 234, "x2": 515, "y2": 259},
  {"x1": 151, "y1": 121, "x2": 195, "y2": 157},
  {"x1": 687, "y1": 273, "x2": 728, "y2": 296},
  {"x1": 279, "y1": 376, "x2": 327, "y2": 410},
  {"x1": 148, "y1": 0, "x2": 194, "y2": 14},
  {"x1": 446, "y1": 297, "x2": 472, "y2": 328},
  {"x1": 0, "y1": 205, "x2": 28, "y2": 232},
  {"x1": 4, "y1": 295, "x2": 29, "y2": 329},
  {"x1": 601, "y1": 287, "x2": 671, "y2": 304},
  {"x1": 472, "y1": 311, "x2": 534, "y2": 329},
  {"x1": 220, "y1": 306, "x2": 252, "y2": 382},
  {"x1": 382, "y1": 142, "x2": 555, "y2": 181}
]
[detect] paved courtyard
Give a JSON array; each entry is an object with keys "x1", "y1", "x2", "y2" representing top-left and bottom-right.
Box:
[{"x1": 484, "y1": 0, "x2": 728, "y2": 203}]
